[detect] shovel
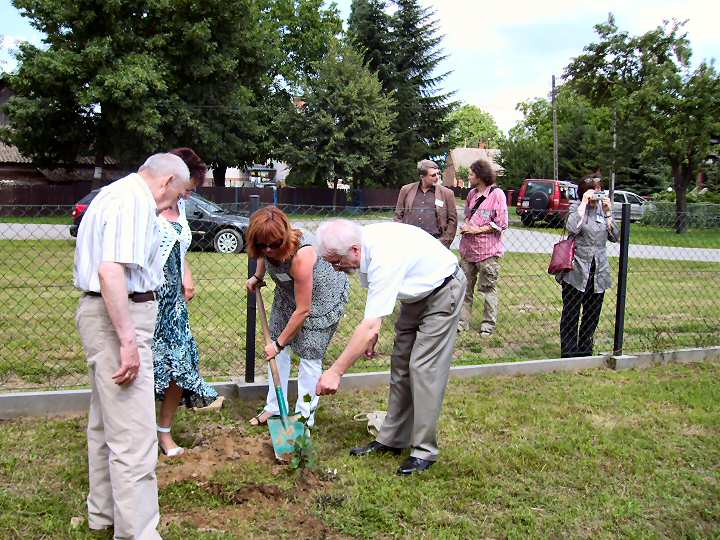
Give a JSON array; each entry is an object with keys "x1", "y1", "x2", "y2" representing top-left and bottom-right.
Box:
[{"x1": 255, "y1": 289, "x2": 307, "y2": 461}]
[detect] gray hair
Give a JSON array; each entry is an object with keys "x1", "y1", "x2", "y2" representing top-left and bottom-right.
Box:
[
  {"x1": 139, "y1": 153, "x2": 191, "y2": 184},
  {"x1": 315, "y1": 219, "x2": 363, "y2": 256},
  {"x1": 417, "y1": 159, "x2": 439, "y2": 177}
]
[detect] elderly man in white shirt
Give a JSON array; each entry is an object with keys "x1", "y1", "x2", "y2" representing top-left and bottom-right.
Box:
[
  {"x1": 74, "y1": 153, "x2": 191, "y2": 539},
  {"x1": 315, "y1": 220, "x2": 467, "y2": 475}
]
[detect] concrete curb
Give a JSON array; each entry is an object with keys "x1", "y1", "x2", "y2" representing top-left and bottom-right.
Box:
[
  {"x1": 1, "y1": 348, "x2": 718, "y2": 419},
  {"x1": 608, "y1": 346, "x2": 720, "y2": 370}
]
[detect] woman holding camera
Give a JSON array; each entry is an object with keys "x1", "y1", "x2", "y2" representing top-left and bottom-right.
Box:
[{"x1": 558, "y1": 175, "x2": 619, "y2": 357}]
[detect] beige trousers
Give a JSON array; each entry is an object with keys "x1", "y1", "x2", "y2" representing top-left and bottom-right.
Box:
[
  {"x1": 76, "y1": 295, "x2": 161, "y2": 540},
  {"x1": 459, "y1": 256, "x2": 501, "y2": 333},
  {"x1": 376, "y1": 269, "x2": 466, "y2": 461}
]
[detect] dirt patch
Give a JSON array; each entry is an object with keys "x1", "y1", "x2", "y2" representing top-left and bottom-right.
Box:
[
  {"x1": 157, "y1": 423, "x2": 277, "y2": 488},
  {"x1": 161, "y1": 496, "x2": 348, "y2": 539}
]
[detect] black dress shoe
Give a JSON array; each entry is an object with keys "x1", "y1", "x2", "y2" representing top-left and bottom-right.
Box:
[
  {"x1": 349, "y1": 440, "x2": 402, "y2": 456},
  {"x1": 396, "y1": 456, "x2": 434, "y2": 475}
]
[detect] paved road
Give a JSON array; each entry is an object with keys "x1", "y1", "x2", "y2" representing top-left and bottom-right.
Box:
[{"x1": 3, "y1": 221, "x2": 719, "y2": 263}]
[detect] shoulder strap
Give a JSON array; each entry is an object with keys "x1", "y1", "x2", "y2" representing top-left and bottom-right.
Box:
[{"x1": 468, "y1": 186, "x2": 497, "y2": 218}]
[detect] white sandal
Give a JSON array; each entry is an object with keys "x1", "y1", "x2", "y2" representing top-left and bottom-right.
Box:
[{"x1": 157, "y1": 425, "x2": 185, "y2": 457}]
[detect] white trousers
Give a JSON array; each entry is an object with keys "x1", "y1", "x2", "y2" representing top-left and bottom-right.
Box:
[{"x1": 263, "y1": 348, "x2": 321, "y2": 427}]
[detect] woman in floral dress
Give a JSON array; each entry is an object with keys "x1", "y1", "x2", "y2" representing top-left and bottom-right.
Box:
[{"x1": 153, "y1": 148, "x2": 219, "y2": 457}]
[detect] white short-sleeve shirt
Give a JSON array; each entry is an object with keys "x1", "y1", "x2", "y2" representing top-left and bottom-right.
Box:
[
  {"x1": 360, "y1": 222, "x2": 458, "y2": 319},
  {"x1": 73, "y1": 173, "x2": 164, "y2": 293}
]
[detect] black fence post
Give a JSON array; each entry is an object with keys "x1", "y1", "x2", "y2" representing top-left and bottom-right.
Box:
[
  {"x1": 244, "y1": 195, "x2": 260, "y2": 383},
  {"x1": 613, "y1": 203, "x2": 631, "y2": 356}
]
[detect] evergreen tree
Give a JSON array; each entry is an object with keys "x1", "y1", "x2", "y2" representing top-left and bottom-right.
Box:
[
  {"x1": 391, "y1": 0, "x2": 456, "y2": 182},
  {"x1": 347, "y1": 0, "x2": 455, "y2": 186},
  {"x1": 274, "y1": 42, "x2": 397, "y2": 192}
]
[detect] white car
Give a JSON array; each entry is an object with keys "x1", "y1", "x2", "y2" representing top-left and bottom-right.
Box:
[{"x1": 612, "y1": 190, "x2": 653, "y2": 222}]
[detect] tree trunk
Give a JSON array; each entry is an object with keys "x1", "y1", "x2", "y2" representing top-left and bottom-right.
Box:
[
  {"x1": 671, "y1": 160, "x2": 689, "y2": 234},
  {"x1": 213, "y1": 164, "x2": 227, "y2": 188}
]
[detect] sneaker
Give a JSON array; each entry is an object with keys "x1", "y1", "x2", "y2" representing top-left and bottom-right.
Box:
[{"x1": 480, "y1": 330, "x2": 493, "y2": 338}]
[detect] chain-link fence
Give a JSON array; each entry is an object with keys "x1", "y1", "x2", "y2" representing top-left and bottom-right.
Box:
[{"x1": 1, "y1": 200, "x2": 718, "y2": 392}]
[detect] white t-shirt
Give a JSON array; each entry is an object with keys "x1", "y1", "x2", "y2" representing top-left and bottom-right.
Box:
[
  {"x1": 73, "y1": 173, "x2": 164, "y2": 294},
  {"x1": 360, "y1": 222, "x2": 458, "y2": 319}
]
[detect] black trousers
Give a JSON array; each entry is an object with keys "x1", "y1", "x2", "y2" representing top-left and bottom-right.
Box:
[{"x1": 560, "y1": 272, "x2": 605, "y2": 358}]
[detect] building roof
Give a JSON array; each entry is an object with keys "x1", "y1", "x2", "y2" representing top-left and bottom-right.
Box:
[
  {"x1": 0, "y1": 142, "x2": 33, "y2": 164},
  {"x1": 0, "y1": 142, "x2": 118, "y2": 165},
  {"x1": 448, "y1": 147, "x2": 504, "y2": 174}
]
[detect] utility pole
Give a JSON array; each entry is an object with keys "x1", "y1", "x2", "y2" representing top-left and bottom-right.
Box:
[
  {"x1": 610, "y1": 108, "x2": 617, "y2": 200},
  {"x1": 552, "y1": 75, "x2": 559, "y2": 180}
]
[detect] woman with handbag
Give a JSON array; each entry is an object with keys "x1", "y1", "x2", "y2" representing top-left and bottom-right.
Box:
[{"x1": 558, "y1": 175, "x2": 619, "y2": 357}]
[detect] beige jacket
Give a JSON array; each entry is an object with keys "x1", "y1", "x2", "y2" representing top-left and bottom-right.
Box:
[{"x1": 394, "y1": 182, "x2": 458, "y2": 248}]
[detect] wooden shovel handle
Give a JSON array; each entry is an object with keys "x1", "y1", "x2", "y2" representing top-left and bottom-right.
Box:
[
  {"x1": 256, "y1": 289, "x2": 285, "y2": 414},
  {"x1": 255, "y1": 289, "x2": 273, "y2": 347}
]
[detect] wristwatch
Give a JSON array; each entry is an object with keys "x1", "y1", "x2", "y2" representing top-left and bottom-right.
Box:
[{"x1": 274, "y1": 339, "x2": 285, "y2": 352}]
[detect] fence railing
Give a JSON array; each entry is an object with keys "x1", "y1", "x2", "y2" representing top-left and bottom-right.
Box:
[{"x1": 0, "y1": 202, "x2": 718, "y2": 392}]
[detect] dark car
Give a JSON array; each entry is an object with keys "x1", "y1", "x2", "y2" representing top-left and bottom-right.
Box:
[
  {"x1": 516, "y1": 179, "x2": 578, "y2": 227},
  {"x1": 70, "y1": 190, "x2": 249, "y2": 254}
]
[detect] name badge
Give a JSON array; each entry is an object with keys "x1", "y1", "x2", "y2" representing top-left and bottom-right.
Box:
[
  {"x1": 435, "y1": 199, "x2": 444, "y2": 208},
  {"x1": 481, "y1": 210, "x2": 491, "y2": 219},
  {"x1": 275, "y1": 272, "x2": 292, "y2": 282}
]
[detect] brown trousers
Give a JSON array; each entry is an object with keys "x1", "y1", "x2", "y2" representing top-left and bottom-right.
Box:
[{"x1": 76, "y1": 295, "x2": 161, "y2": 540}]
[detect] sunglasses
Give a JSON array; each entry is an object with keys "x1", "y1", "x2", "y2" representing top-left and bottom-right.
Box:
[{"x1": 255, "y1": 240, "x2": 283, "y2": 250}]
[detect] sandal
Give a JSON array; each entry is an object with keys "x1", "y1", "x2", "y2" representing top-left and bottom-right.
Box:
[
  {"x1": 248, "y1": 411, "x2": 272, "y2": 426},
  {"x1": 157, "y1": 425, "x2": 185, "y2": 457}
]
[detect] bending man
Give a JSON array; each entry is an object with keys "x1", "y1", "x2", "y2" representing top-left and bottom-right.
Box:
[{"x1": 315, "y1": 220, "x2": 466, "y2": 476}]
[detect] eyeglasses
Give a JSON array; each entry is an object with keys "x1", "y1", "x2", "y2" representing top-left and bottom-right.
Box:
[{"x1": 255, "y1": 240, "x2": 283, "y2": 250}]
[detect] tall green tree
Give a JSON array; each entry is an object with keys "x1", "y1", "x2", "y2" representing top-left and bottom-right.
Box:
[
  {"x1": 498, "y1": 89, "x2": 615, "y2": 187},
  {"x1": 347, "y1": 0, "x2": 456, "y2": 185},
  {"x1": 564, "y1": 16, "x2": 719, "y2": 232},
  {"x1": 274, "y1": 42, "x2": 396, "y2": 193},
  {"x1": 392, "y1": 0, "x2": 456, "y2": 181},
  {"x1": 447, "y1": 104, "x2": 500, "y2": 149},
  {"x1": 1, "y1": 0, "x2": 342, "y2": 186}
]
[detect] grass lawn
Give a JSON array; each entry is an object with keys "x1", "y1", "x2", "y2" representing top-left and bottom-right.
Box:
[
  {"x1": 0, "y1": 215, "x2": 72, "y2": 225},
  {"x1": 1, "y1": 239, "x2": 718, "y2": 391},
  {"x1": 515, "y1": 220, "x2": 720, "y2": 249},
  {"x1": 1, "y1": 362, "x2": 718, "y2": 538}
]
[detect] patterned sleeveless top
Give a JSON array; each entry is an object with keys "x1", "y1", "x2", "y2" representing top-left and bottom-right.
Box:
[{"x1": 266, "y1": 231, "x2": 349, "y2": 332}]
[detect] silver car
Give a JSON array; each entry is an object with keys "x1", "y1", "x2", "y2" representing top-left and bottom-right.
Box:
[{"x1": 612, "y1": 190, "x2": 653, "y2": 222}]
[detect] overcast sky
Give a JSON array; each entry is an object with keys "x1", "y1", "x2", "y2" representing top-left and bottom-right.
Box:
[{"x1": 2, "y1": 0, "x2": 718, "y2": 133}]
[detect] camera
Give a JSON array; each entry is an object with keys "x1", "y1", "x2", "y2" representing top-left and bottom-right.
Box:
[{"x1": 593, "y1": 191, "x2": 606, "y2": 200}]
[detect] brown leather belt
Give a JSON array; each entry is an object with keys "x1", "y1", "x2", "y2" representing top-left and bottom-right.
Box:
[{"x1": 84, "y1": 291, "x2": 156, "y2": 303}]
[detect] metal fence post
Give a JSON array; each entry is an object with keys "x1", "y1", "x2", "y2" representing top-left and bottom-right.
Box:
[
  {"x1": 613, "y1": 203, "x2": 631, "y2": 356},
  {"x1": 245, "y1": 195, "x2": 260, "y2": 382}
]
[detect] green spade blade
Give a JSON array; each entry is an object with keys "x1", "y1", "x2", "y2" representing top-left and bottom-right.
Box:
[{"x1": 267, "y1": 414, "x2": 306, "y2": 461}]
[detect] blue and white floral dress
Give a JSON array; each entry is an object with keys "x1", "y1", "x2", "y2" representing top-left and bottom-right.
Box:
[{"x1": 153, "y1": 199, "x2": 218, "y2": 407}]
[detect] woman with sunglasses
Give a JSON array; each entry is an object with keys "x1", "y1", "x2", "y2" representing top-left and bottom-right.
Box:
[{"x1": 245, "y1": 206, "x2": 349, "y2": 427}]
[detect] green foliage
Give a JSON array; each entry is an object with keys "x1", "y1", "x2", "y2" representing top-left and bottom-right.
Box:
[
  {"x1": 447, "y1": 104, "x2": 500, "y2": 149},
  {"x1": 0, "y1": 0, "x2": 342, "y2": 175},
  {"x1": 456, "y1": 165, "x2": 469, "y2": 181},
  {"x1": 275, "y1": 41, "x2": 397, "y2": 188},
  {"x1": 289, "y1": 393, "x2": 317, "y2": 470},
  {"x1": 564, "y1": 15, "x2": 720, "y2": 233},
  {"x1": 348, "y1": 0, "x2": 456, "y2": 185}
]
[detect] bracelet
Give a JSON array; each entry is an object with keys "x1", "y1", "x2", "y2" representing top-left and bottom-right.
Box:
[
  {"x1": 252, "y1": 274, "x2": 262, "y2": 281},
  {"x1": 604, "y1": 214, "x2": 612, "y2": 219},
  {"x1": 274, "y1": 339, "x2": 285, "y2": 352}
]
